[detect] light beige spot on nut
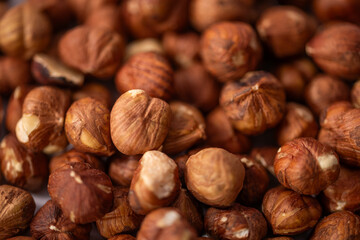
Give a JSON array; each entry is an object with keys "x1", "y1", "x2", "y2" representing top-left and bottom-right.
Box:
[
  {"x1": 240, "y1": 157, "x2": 254, "y2": 167},
  {"x1": 128, "y1": 89, "x2": 145, "y2": 97},
  {"x1": 232, "y1": 50, "x2": 245, "y2": 67},
  {"x1": 234, "y1": 228, "x2": 249, "y2": 239},
  {"x1": 96, "y1": 184, "x2": 112, "y2": 194},
  {"x1": 317, "y1": 154, "x2": 338, "y2": 171},
  {"x1": 15, "y1": 114, "x2": 40, "y2": 143},
  {"x1": 80, "y1": 129, "x2": 102, "y2": 150},
  {"x1": 220, "y1": 216, "x2": 228, "y2": 223},
  {"x1": 70, "y1": 171, "x2": 83, "y2": 184},
  {"x1": 156, "y1": 210, "x2": 180, "y2": 228},
  {"x1": 49, "y1": 225, "x2": 61, "y2": 232},
  {"x1": 70, "y1": 211, "x2": 76, "y2": 222}
]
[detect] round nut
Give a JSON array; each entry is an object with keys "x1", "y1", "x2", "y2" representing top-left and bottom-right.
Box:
[
  {"x1": 0, "y1": 57, "x2": 31, "y2": 94},
  {"x1": 72, "y1": 83, "x2": 113, "y2": 108},
  {"x1": 108, "y1": 154, "x2": 140, "y2": 187}
]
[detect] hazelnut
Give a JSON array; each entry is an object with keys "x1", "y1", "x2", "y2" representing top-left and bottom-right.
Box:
[
  {"x1": 124, "y1": 38, "x2": 164, "y2": 60},
  {"x1": 115, "y1": 52, "x2": 174, "y2": 100},
  {"x1": 72, "y1": 83, "x2": 113, "y2": 108},
  {"x1": 351, "y1": 80, "x2": 360, "y2": 108},
  {"x1": 256, "y1": 6, "x2": 316, "y2": 58},
  {"x1": 220, "y1": 71, "x2": 286, "y2": 135},
  {"x1": 15, "y1": 86, "x2": 71, "y2": 152},
  {"x1": 0, "y1": 57, "x2": 31, "y2": 94},
  {"x1": 48, "y1": 162, "x2": 114, "y2": 224},
  {"x1": 0, "y1": 134, "x2": 48, "y2": 191},
  {"x1": 66, "y1": 0, "x2": 117, "y2": 21},
  {"x1": 110, "y1": 90, "x2": 171, "y2": 155},
  {"x1": 121, "y1": 0, "x2": 188, "y2": 38},
  {"x1": 58, "y1": 26, "x2": 125, "y2": 79},
  {"x1": 262, "y1": 186, "x2": 322, "y2": 235},
  {"x1": 185, "y1": 148, "x2": 245, "y2": 207},
  {"x1": 250, "y1": 147, "x2": 278, "y2": 175},
  {"x1": 174, "y1": 147, "x2": 205, "y2": 183},
  {"x1": 310, "y1": 211, "x2": 360, "y2": 240},
  {"x1": 201, "y1": 21, "x2": 262, "y2": 83},
  {"x1": 31, "y1": 54, "x2": 84, "y2": 87},
  {"x1": 42, "y1": 130, "x2": 68, "y2": 155},
  {"x1": 0, "y1": 4, "x2": 52, "y2": 59},
  {"x1": 137, "y1": 207, "x2": 197, "y2": 240},
  {"x1": 85, "y1": 5, "x2": 123, "y2": 34},
  {"x1": 108, "y1": 154, "x2": 140, "y2": 187},
  {"x1": 277, "y1": 103, "x2": 318, "y2": 146},
  {"x1": 162, "y1": 102, "x2": 206, "y2": 155},
  {"x1": 129, "y1": 151, "x2": 180, "y2": 215},
  {"x1": 65, "y1": 97, "x2": 115, "y2": 156},
  {"x1": 96, "y1": 187, "x2": 143, "y2": 238},
  {"x1": 30, "y1": 200, "x2": 91, "y2": 240},
  {"x1": 275, "y1": 137, "x2": 340, "y2": 195},
  {"x1": 174, "y1": 63, "x2": 219, "y2": 112},
  {"x1": 109, "y1": 235, "x2": 136, "y2": 240},
  {"x1": 205, "y1": 107, "x2": 251, "y2": 154},
  {"x1": 306, "y1": 22, "x2": 360, "y2": 80},
  {"x1": 321, "y1": 166, "x2": 360, "y2": 212},
  {"x1": 0, "y1": 185, "x2": 35, "y2": 239},
  {"x1": 305, "y1": 74, "x2": 350, "y2": 115}
]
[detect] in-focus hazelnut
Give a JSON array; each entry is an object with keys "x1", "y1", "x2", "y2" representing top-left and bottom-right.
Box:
[
  {"x1": 85, "y1": 5, "x2": 123, "y2": 34},
  {"x1": 351, "y1": 80, "x2": 360, "y2": 108},
  {"x1": 0, "y1": 57, "x2": 31, "y2": 94},
  {"x1": 250, "y1": 147, "x2": 278, "y2": 176},
  {"x1": 124, "y1": 38, "x2": 164, "y2": 60},
  {"x1": 108, "y1": 154, "x2": 140, "y2": 187},
  {"x1": 72, "y1": 83, "x2": 113, "y2": 108}
]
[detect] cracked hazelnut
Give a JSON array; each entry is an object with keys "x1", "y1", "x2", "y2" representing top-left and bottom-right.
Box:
[
  {"x1": 110, "y1": 90, "x2": 171, "y2": 155},
  {"x1": 185, "y1": 148, "x2": 245, "y2": 207},
  {"x1": 48, "y1": 162, "x2": 114, "y2": 224},
  {"x1": 129, "y1": 151, "x2": 180, "y2": 215},
  {"x1": 201, "y1": 21, "x2": 262, "y2": 83},
  {"x1": 220, "y1": 71, "x2": 286, "y2": 135},
  {"x1": 72, "y1": 83, "x2": 113, "y2": 108},
  {"x1": 85, "y1": 5, "x2": 123, "y2": 33},
  {"x1": 124, "y1": 38, "x2": 164, "y2": 60},
  {"x1": 30, "y1": 200, "x2": 91, "y2": 240},
  {"x1": 67, "y1": 0, "x2": 117, "y2": 21},
  {"x1": 108, "y1": 154, "x2": 140, "y2": 187},
  {"x1": 250, "y1": 147, "x2": 278, "y2": 176},
  {"x1": 351, "y1": 80, "x2": 360, "y2": 108},
  {"x1": 109, "y1": 235, "x2": 136, "y2": 240},
  {"x1": 115, "y1": 52, "x2": 174, "y2": 100},
  {"x1": 0, "y1": 57, "x2": 31, "y2": 94},
  {"x1": 262, "y1": 186, "x2": 322, "y2": 235},
  {"x1": 0, "y1": 185, "x2": 35, "y2": 239}
]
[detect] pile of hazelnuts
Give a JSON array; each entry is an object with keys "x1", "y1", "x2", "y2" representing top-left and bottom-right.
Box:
[{"x1": 0, "y1": 0, "x2": 359, "y2": 239}]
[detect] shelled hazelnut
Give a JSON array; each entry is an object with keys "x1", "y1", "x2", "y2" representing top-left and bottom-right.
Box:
[
  {"x1": 262, "y1": 186, "x2": 322, "y2": 235},
  {"x1": 72, "y1": 83, "x2": 113, "y2": 108},
  {"x1": 201, "y1": 21, "x2": 262, "y2": 82},
  {"x1": 109, "y1": 235, "x2": 136, "y2": 240},
  {"x1": 30, "y1": 200, "x2": 91, "y2": 240},
  {"x1": 351, "y1": 80, "x2": 360, "y2": 108},
  {"x1": 66, "y1": 0, "x2": 117, "y2": 21},
  {"x1": 0, "y1": 57, "x2": 31, "y2": 94},
  {"x1": 129, "y1": 151, "x2": 180, "y2": 215},
  {"x1": 42, "y1": 131, "x2": 68, "y2": 155},
  {"x1": 108, "y1": 154, "x2": 140, "y2": 187},
  {"x1": 250, "y1": 147, "x2": 278, "y2": 176},
  {"x1": 85, "y1": 5, "x2": 123, "y2": 34},
  {"x1": 220, "y1": 71, "x2": 286, "y2": 135},
  {"x1": 124, "y1": 38, "x2": 164, "y2": 60},
  {"x1": 174, "y1": 147, "x2": 205, "y2": 183}
]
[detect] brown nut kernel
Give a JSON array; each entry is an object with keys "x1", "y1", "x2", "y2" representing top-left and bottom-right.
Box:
[
  {"x1": 72, "y1": 83, "x2": 113, "y2": 108},
  {"x1": 66, "y1": 0, "x2": 117, "y2": 21},
  {"x1": 137, "y1": 207, "x2": 197, "y2": 240},
  {"x1": 201, "y1": 21, "x2": 262, "y2": 83},
  {"x1": 351, "y1": 80, "x2": 360, "y2": 108},
  {"x1": 306, "y1": 22, "x2": 360, "y2": 80},
  {"x1": 185, "y1": 148, "x2": 245, "y2": 207},
  {"x1": 250, "y1": 147, "x2": 278, "y2": 175},
  {"x1": 109, "y1": 235, "x2": 136, "y2": 240},
  {"x1": 220, "y1": 71, "x2": 286, "y2": 135},
  {"x1": 0, "y1": 185, "x2": 36, "y2": 239},
  {"x1": 30, "y1": 200, "x2": 91, "y2": 240},
  {"x1": 96, "y1": 187, "x2": 143, "y2": 238},
  {"x1": 129, "y1": 151, "x2": 180, "y2": 215},
  {"x1": 59, "y1": 26, "x2": 125, "y2": 78},
  {"x1": 0, "y1": 57, "x2": 31, "y2": 94},
  {"x1": 48, "y1": 162, "x2": 114, "y2": 224},
  {"x1": 124, "y1": 38, "x2": 164, "y2": 60},
  {"x1": 205, "y1": 204, "x2": 267, "y2": 240},
  {"x1": 0, "y1": 4, "x2": 52, "y2": 59},
  {"x1": 275, "y1": 137, "x2": 340, "y2": 195},
  {"x1": 115, "y1": 52, "x2": 174, "y2": 100},
  {"x1": 85, "y1": 5, "x2": 123, "y2": 34},
  {"x1": 110, "y1": 90, "x2": 171, "y2": 155},
  {"x1": 108, "y1": 154, "x2": 140, "y2": 187},
  {"x1": 262, "y1": 186, "x2": 322, "y2": 235}
]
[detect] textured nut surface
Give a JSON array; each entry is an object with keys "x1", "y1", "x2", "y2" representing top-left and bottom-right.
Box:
[
  {"x1": 72, "y1": 83, "x2": 113, "y2": 108},
  {"x1": 250, "y1": 147, "x2": 278, "y2": 176},
  {"x1": 108, "y1": 154, "x2": 140, "y2": 187},
  {"x1": 0, "y1": 57, "x2": 31, "y2": 94}
]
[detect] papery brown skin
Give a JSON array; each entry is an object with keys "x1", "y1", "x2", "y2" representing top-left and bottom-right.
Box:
[
  {"x1": 220, "y1": 71, "x2": 286, "y2": 135},
  {"x1": 0, "y1": 185, "x2": 36, "y2": 239},
  {"x1": 108, "y1": 155, "x2": 140, "y2": 187},
  {"x1": 59, "y1": 26, "x2": 125, "y2": 79},
  {"x1": 66, "y1": 0, "x2": 117, "y2": 21},
  {"x1": 85, "y1": 5, "x2": 124, "y2": 34},
  {"x1": 185, "y1": 148, "x2": 245, "y2": 207},
  {"x1": 313, "y1": 0, "x2": 360, "y2": 25},
  {"x1": 115, "y1": 52, "x2": 174, "y2": 100},
  {"x1": 310, "y1": 211, "x2": 360, "y2": 240},
  {"x1": 110, "y1": 90, "x2": 171, "y2": 155},
  {"x1": 351, "y1": 80, "x2": 360, "y2": 108},
  {"x1": 96, "y1": 187, "x2": 143, "y2": 238},
  {"x1": 262, "y1": 186, "x2": 322, "y2": 235},
  {"x1": 109, "y1": 235, "x2": 136, "y2": 240},
  {"x1": 250, "y1": 147, "x2": 278, "y2": 176},
  {"x1": 205, "y1": 204, "x2": 267, "y2": 240},
  {"x1": 0, "y1": 57, "x2": 31, "y2": 94},
  {"x1": 306, "y1": 22, "x2": 360, "y2": 80},
  {"x1": 0, "y1": 4, "x2": 52, "y2": 59},
  {"x1": 137, "y1": 208, "x2": 197, "y2": 240},
  {"x1": 30, "y1": 200, "x2": 91, "y2": 240},
  {"x1": 201, "y1": 22, "x2": 262, "y2": 83},
  {"x1": 65, "y1": 97, "x2": 115, "y2": 156},
  {"x1": 73, "y1": 83, "x2": 113, "y2": 108},
  {"x1": 48, "y1": 162, "x2": 114, "y2": 224}
]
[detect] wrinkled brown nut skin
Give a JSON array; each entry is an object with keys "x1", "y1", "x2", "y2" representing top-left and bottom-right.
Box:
[
  {"x1": 65, "y1": 97, "x2": 115, "y2": 156},
  {"x1": 275, "y1": 137, "x2": 340, "y2": 195},
  {"x1": 109, "y1": 235, "x2": 136, "y2": 240},
  {"x1": 306, "y1": 22, "x2": 360, "y2": 80},
  {"x1": 137, "y1": 208, "x2": 197, "y2": 240},
  {"x1": 250, "y1": 147, "x2": 278, "y2": 176},
  {"x1": 115, "y1": 52, "x2": 174, "y2": 100},
  {"x1": 0, "y1": 4, "x2": 52, "y2": 60},
  {"x1": 351, "y1": 80, "x2": 360, "y2": 108},
  {"x1": 110, "y1": 90, "x2": 171, "y2": 155},
  {"x1": 30, "y1": 200, "x2": 91, "y2": 240},
  {"x1": 0, "y1": 57, "x2": 31, "y2": 94},
  {"x1": 0, "y1": 185, "x2": 35, "y2": 239},
  {"x1": 262, "y1": 186, "x2": 322, "y2": 235},
  {"x1": 129, "y1": 151, "x2": 180, "y2": 215},
  {"x1": 48, "y1": 163, "x2": 114, "y2": 224},
  {"x1": 72, "y1": 83, "x2": 113, "y2": 108},
  {"x1": 42, "y1": 131, "x2": 68, "y2": 155},
  {"x1": 277, "y1": 103, "x2": 318, "y2": 146},
  {"x1": 185, "y1": 148, "x2": 245, "y2": 207},
  {"x1": 59, "y1": 26, "x2": 124, "y2": 78},
  {"x1": 201, "y1": 22, "x2": 262, "y2": 83},
  {"x1": 66, "y1": 0, "x2": 117, "y2": 21},
  {"x1": 205, "y1": 204, "x2": 267, "y2": 240},
  {"x1": 85, "y1": 5, "x2": 124, "y2": 34},
  {"x1": 108, "y1": 155, "x2": 140, "y2": 187},
  {"x1": 310, "y1": 211, "x2": 360, "y2": 240},
  {"x1": 96, "y1": 187, "x2": 143, "y2": 238},
  {"x1": 220, "y1": 71, "x2": 286, "y2": 135}
]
